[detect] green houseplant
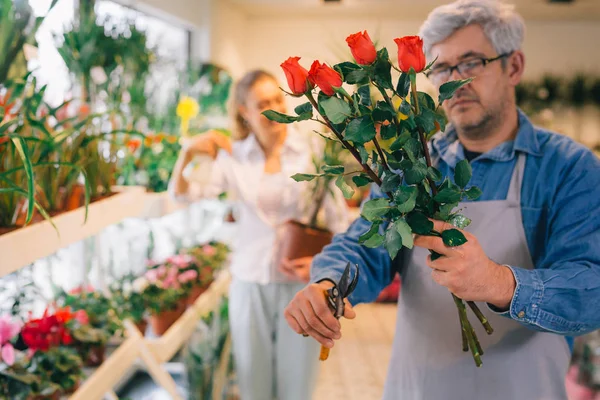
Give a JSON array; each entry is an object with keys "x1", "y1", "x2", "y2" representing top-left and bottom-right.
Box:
[{"x1": 264, "y1": 32, "x2": 490, "y2": 366}]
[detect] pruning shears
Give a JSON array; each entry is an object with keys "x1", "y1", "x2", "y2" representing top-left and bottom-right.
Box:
[{"x1": 319, "y1": 262, "x2": 359, "y2": 361}]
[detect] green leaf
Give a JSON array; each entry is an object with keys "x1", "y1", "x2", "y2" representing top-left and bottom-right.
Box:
[
  {"x1": 381, "y1": 173, "x2": 401, "y2": 192},
  {"x1": 294, "y1": 102, "x2": 313, "y2": 115},
  {"x1": 404, "y1": 161, "x2": 428, "y2": 185},
  {"x1": 335, "y1": 175, "x2": 355, "y2": 199},
  {"x1": 439, "y1": 78, "x2": 474, "y2": 105},
  {"x1": 396, "y1": 72, "x2": 411, "y2": 98},
  {"x1": 322, "y1": 165, "x2": 345, "y2": 175},
  {"x1": 395, "y1": 186, "x2": 418, "y2": 213},
  {"x1": 321, "y1": 96, "x2": 352, "y2": 124},
  {"x1": 434, "y1": 188, "x2": 462, "y2": 204},
  {"x1": 415, "y1": 108, "x2": 438, "y2": 133},
  {"x1": 361, "y1": 198, "x2": 391, "y2": 221},
  {"x1": 334, "y1": 61, "x2": 361, "y2": 78},
  {"x1": 417, "y1": 91, "x2": 437, "y2": 110},
  {"x1": 363, "y1": 233, "x2": 385, "y2": 248},
  {"x1": 390, "y1": 131, "x2": 411, "y2": 152},
  {"x1": 372, "y1": 107, "x2": 393, "y2": 123},
  {"x1": 395, "y1": 218, "x2": 414, "y2": 249},
  {"x1": 465, "y1": 186, "x2": 483, "y2": 200},
  {"x1": 379, "y1": 124, "x2": 395, "y2": 140},
  {"x1": 454, "y1": 159, "x2": 472, "y2": 189},
  {"x1": 11, "y1": 137, "x2": 35, "y2": 223},
  {"x1": 406, "y1": 212, "x2": 433, "y2": 235},
  {"x1": 358, "y1": 145, "x2": 369, "y2": 163},
  {"x1": 261, "y1": 110, "x2": 298, "y2": 124},
  {"x1": 346, "y1": 69, "x2": 370, "y2": 85},
  {"x1": 352, "y1": 174, "x2": 371, "y2": 187},
  {"x1": 449, "y1": 214, "x2": 472, "y2": 229},
  {"x1": 427, "y1": 167, "x2": 443, "y2": 182},
  {"x1": 403, "y1": 138, "x2": 421, "y2": 162},
  {"x1": 373, "y1": 48, "x2": 393, "y2": 90},
  {"x1": 441, "y1": 229, "x2": 468, "y2": 247},
  {"x1": 385, "y1": 224, "x2": 403, "y2": 259},
  {"x1": 345, "y1": 116, "x2": 376, "y2": 144},
  {"x1": 399, "y1": 99, "x2": 411, "y2": 116},
  {"x1": 359, "y1": 221, "x2": 382, "y2": 242},
  {"x1": 435, "y1": 202, "x2": 458, "y2": 220},
  {"x1": 358, "y1": 85, "x2": 372, "y2": 106},
  {"x1": 291, "y1": 173, "x2": 319, "y2": 182}
]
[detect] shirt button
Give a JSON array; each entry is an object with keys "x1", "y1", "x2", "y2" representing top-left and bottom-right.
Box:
[{"x1": 518, "y1": 311, "x2": 526, "y2": 318}]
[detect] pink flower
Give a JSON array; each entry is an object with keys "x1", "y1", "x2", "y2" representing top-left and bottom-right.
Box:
[
  {"x1": 145, "y1": 269, "x2": 159, "y2": 283},
  {"x1": 156, "y1": 265, "x2": 168, "y2": 277},
  {"x1": 178, "y1": 270, "x2": 198, "y2": 283},
  {"x1": 202, "y1": 245, "x2": 216, "y2": 256},
  {"x1": 1, "y1": 343, "x2": 15, "y2": 366},
  {"x1": 168, "y1": 254, "x2": 194, "y2": 269},
  {"x1": 0, "y1": 316, "x2": 21, "y2": 366},
  {"x1": 74, "y1": 310, "x2": 89, "y2": 325},
  {"x1": 163, "y1": 276, "x2": 179, "y2": 289}
]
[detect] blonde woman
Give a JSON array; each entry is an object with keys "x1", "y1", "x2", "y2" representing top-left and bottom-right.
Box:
[{"x1": 169, "y1": 70, "x2": 349, "y2": 400}]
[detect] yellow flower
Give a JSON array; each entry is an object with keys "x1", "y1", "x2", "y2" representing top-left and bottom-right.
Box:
[
  {"x1": 176, "y1": 96, "x2": 199, "y2": 121},
  {"x1": 166, "y1": 135, "x2": 178, "y2": 144}
]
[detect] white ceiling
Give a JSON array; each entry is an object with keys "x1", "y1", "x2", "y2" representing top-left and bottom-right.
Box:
[{"x1": 225, "y1": 0, "x2": 600, "y2": 20}]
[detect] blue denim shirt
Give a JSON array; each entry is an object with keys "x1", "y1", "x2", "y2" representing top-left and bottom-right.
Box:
[{"x1": 312, "y1": 110, "x2": 600, "y2": 341}]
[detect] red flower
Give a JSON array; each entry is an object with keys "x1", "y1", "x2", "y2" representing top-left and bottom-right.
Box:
[
  {"x1": 127, "y1": 138, "x2": 142, "y2": 152},
  {"x1": 394, "y1": 36, "x2": 426, "y2": 73},
  {"x1": 346, "y1": 31, "x2": 377, "y2": 65},
  {"x1": 280, "y1": 57, "x2": 311, "y2": 95},
  {"x1": 308, "y1": 61, "x2": 343, "y2": 97}
]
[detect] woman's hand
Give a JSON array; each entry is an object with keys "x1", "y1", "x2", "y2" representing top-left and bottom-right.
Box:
[
  {"x1": 182, "y1": 130, "x2": 232, "y2": 160},
  {"x1": 279, "y1": 257, "x2": 313, "y2": 283}
]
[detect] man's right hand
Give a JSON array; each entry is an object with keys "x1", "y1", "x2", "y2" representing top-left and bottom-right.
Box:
[
  {"x1": 284, "y1": 281, "x2": 356, "y2": 349},
  {"x1": 182, "y1": 130, "x2": 232, "y2": 160}
]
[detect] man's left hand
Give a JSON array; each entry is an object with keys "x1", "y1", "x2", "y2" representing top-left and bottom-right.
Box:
[{"x1": 413, "y1": 220, "x2": 516, "y2": 310}]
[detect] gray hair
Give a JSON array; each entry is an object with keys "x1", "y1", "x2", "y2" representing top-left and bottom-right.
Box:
[{"x1": 418, "y1": 0, "x2": 525, "y2": 61}]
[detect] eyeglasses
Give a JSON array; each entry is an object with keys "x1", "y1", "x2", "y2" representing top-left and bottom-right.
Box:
[{"x1": 426, "y1": 52, "x2": 513, "y2": 85}]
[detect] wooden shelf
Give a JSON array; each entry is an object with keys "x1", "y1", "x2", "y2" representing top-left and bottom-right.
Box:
[
  {"x1": 69, "y1": 271, "x2": 231, "y2": 400},
  {"x1": 0, "y1": 186, "x2": 145, "y2": 278},
  {"x1": 139, "y1": 191, "x2": 187, "y2": 219}
]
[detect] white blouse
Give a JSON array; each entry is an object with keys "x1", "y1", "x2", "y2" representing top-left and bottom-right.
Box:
[{"x1": 169, "y1": 128, "x2": 351, "y2": 284}]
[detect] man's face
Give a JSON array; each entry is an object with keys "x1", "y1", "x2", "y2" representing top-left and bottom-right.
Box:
[{"x1": 429, "y1": 24, "x2": 516, "y2": 136}]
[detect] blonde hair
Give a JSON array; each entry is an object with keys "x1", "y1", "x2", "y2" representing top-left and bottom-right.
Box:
[{"x1": 231, "y1": 70, "x2": 277, "y2": 141}]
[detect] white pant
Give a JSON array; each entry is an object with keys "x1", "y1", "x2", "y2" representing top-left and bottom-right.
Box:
[{"x1": 229, "y1": 278, "x2": 320, "y2": 400}]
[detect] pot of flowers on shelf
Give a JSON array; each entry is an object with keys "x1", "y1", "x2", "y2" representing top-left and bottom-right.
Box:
[
  {"x1": 183, "y1": 241, "x2": 230, "y2": 305},
  {"x1": 56, "y1": 286, "x2": 121, "y2": 367},
  {"x1": 18, "y1": 309, "x2": 84, "y2": 398},
  {"x1": 109, "y1": 273, "x2": 149, "y2": 336},
  {"x1": 142, "y1": 261, "x2": 190, "y2": 336}
]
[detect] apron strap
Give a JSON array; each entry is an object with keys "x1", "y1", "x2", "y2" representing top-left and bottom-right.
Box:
[{"x1": 506, "y1": 152, "x2": 527, "y2": 206}]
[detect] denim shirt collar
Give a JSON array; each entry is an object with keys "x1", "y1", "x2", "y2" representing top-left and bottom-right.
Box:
[{"x1": 431, "y1": 109, "x2": 543, "y2": 168}]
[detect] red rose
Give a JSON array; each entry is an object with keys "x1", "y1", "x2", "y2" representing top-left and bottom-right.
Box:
[
  {"x1": 280, "y1": 57, "x2": 311, "y2": 95},
  {"x1": 394, "y1": 36, "x2": 426, "y2": 73},
  {"x1": 308, "y1": 61, "x2": 343, "y2": 97},
  {"x1": 346, "y1": 31, "x2": 377, "y2": 65}
]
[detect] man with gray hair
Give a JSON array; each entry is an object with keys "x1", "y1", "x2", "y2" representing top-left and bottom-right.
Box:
[{"x1": 284, "y1": 0, "x2": 600, "y2": 398}]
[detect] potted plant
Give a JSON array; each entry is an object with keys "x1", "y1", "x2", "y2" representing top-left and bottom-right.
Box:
[
  {"x1": 109, "y1": 274, "x2": 149, "y2": 335},
  {"x1": 182, "y1": 242, "x2": 230, "y2": 305},
  {"x1": 141, "y1": 263, "x2": 191, "y2": 335},
  {"x1": 57, "y1": 288, "x2": 121, "y2": 366},
  {"x1": 1, "y1": 349, "x2": 41, "y2": 400},
  {"x1": 28, "y1": 346, "x2": 84, "y2": 395},
  {"x1": 265, "y1": 33, "x2": 490, "y2": 366}
]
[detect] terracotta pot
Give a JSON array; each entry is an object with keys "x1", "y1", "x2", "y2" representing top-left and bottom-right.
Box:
[
  {"x1": 135, "y1": 319, "x2": 148, "y2": 335},
  {"x1": 150, "y1": 303, "x2": 186, "y2": 336},
  {"x1": 64, "y1": 184, "x2": 85, "y2": 211},
  {"x1": 63, "y1": 380, "x2": 81, "y2": 395},
  {"x1": 12, "y1": 198, "x2": 44, "y2": 226},
  {"x1": 274, "y1": 220, "x2": 333, "y2": 269},
  {"x1": 28, "y1": 390, "x2": 60, "y2": 400},
  {"x1": 79, "y1": 344, "x2": 106, "y2": 367},
  {"x1": 185, "y1": 285, "x2": 207, "y2": 307},
  {"x1": 0, "y1": 226, "x2": 17, "y2": 236}
]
